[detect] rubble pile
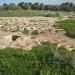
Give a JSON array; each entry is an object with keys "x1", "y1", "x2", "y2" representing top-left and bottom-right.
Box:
[{"x1": 0, "y1": 17, "x2": 75, "y2": 51}]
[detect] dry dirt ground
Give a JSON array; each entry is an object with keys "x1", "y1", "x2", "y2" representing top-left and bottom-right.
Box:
[{"x1": 0, "y1": 17, "x2": 74, "y2": 51}]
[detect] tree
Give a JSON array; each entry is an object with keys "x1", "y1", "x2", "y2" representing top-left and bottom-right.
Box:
[
  {"x1": 69, "y1": 2, "x2": 75, "y2": 11},
  {"x1": 18, "y1": 2, "x2": 25, "y2": 6},
  {"x1": 18, "y1": 2, "x2": 31, "y2": 10},
  {"x1": 39, "y1": 3, "x2": 44, "y2": 10},
  {"x1": 21, "y1": 3, "x2": 31, "y2": 10},
  {"x1": 32, "y1": 2, "x2": 40, "y2": 10},
  {"x1": 44, "y1": 5, "x2": 50, "y2": 10},
  {"x1": 8, "y1": 3, "x2": 17, "y2": 10},
  {"x1": 60, "y1": 2, "x2": 70, "y2": 11},
  {"x1": 1, "y1": 2, "x2": 75, "y2": 11},
  {"x1": 3, "y1": 3, "x2": 9, "y2": 10}
]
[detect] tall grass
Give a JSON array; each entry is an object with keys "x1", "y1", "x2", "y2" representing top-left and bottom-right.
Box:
[{"x1": 0, "y1": 43, "x2": 75, "y2": 75}]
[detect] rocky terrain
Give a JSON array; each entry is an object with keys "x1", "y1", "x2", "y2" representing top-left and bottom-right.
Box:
[{"x1": 0, "y1": 17, "x2": 75, "y2": 51}]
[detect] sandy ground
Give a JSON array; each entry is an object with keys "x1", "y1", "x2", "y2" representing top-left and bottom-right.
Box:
[{"x1": 0, "y1": 17, "x2": 74, "y2": 51}]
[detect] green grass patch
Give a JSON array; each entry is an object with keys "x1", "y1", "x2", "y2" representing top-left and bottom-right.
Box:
[
  {"x1": 44, "y1": 13, "x2": 59, "y2": 17},
  {"x1": 0, "y1": 43, "x2": 75, "y2": 75},
  {"x1": 56, "y1": 19, "x2": 75, "y2": 38},
  {"x1": 0, "y1": 10, "x2": 59, "y2": 17}
]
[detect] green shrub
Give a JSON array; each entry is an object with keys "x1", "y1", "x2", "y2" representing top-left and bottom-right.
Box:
[{"x1": 22, "y1": 28, "x2": 29, "y2": 34}]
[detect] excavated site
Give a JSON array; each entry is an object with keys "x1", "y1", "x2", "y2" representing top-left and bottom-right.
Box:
[{"x1": 0, "y1": 17, "x2": 75, "y2": 51}]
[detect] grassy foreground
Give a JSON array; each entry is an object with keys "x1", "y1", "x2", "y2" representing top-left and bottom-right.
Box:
[
  {"x1": 56, "y1": 19, "x2": 75, "y2": 38},
  {"x1": 0, "y1": 42, "x2": 75, "y2": 75},
  {"x1": 0, "y1": 10, "x2": 59, "y2": 17}
]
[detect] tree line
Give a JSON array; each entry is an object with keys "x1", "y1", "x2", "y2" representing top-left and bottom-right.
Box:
[{"x1": 0, "y1": 2, "x2": 74, "y2": 11}]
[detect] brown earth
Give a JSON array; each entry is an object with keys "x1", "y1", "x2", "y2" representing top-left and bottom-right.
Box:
[{"x1": 0, "y1": 17, "x2": 74, "y2": 51}]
